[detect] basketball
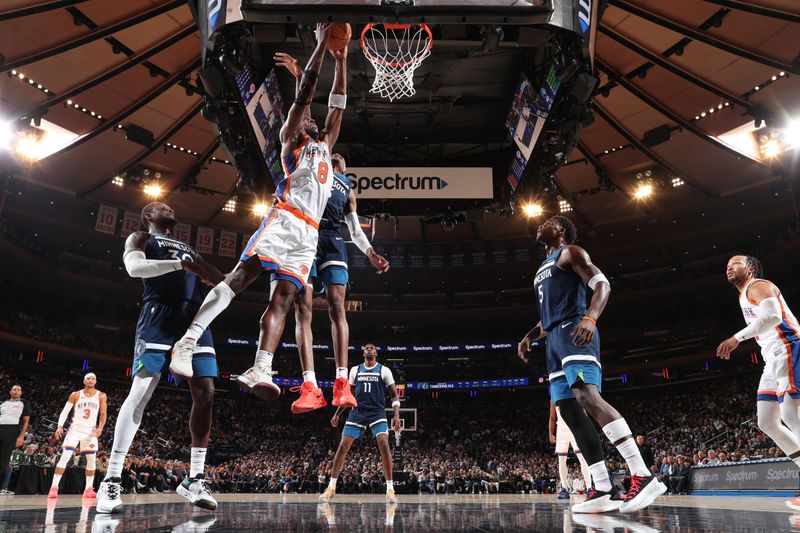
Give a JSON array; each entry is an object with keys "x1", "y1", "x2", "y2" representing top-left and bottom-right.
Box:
[{"x1": 326, "y1": 23, "x2": 352, "y2": 51}]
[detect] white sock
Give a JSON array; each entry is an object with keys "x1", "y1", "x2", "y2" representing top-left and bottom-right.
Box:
[
  {"x1": 328, "y1": 477, "x2": 337, "y2": 490},
  {"x1": 181, "y1": 282, "x2": 235, "y2": 343},
  {"x1": 303, "y1": 371, "x2": 318, "y2": 387},
  {"x1": 105, "y1": 372, "x2": 160, "y2": 479},
  {"x1": 86, "y1": 473, "x2": 95, "y2": 490},
  {"x1": 336, "y1": 367, "x2": 348, "y2": 379},
  {"x1": 386, "y1": 479, "x2": 394, "y2": 492},
  {"x1": 602, "y1": 418, "x2": 650, "y2": 477},
  {"x1": 190, "y1": 447, "x2": 207, "y2": 478},
  {"x1": 588, "y1": 461, "x2": 611, "y2": 492},
  {"x1": 558, "y1": 455, "x2": 570, "y2": 490},
  {"x1": 576, "y1": 452, "x2": 593, "y2": 489},
  {"x1": 52, "y1": 472, "x2": 63, "y2": 488},
  {"x1": 255, "y1": 350, "x2": 274, "y2": 370}
]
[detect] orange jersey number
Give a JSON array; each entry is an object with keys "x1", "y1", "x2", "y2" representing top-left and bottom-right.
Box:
[
  {"x1": 83, "y1": 409, "x2": 91, "y2": 420},
  {"x1": 317, "y1": 161, "x2": 329, "y2": 184}
]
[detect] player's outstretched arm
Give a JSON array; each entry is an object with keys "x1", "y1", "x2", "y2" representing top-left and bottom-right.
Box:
[
  {"x1": 331, "y1": 406, "x2": 349, "y2": 427},
  {"x1": 517, "y1": 321, "x2": 545, "y2": 363},
  {"x1": 183, "y1": 254, "x2": 226, "y2": 286},
  {"x1": 548, "y1": 401, "x2": 557, "y2": 444},
  {"x1": 344, "y1": 190, "x2": 389, "y2": 273},
  {"x1": 387, "y1": 384, "x2": 401, "y2": 431},
  {"x1": 54, "y1": 391, "x2": 78, "y2": 440},
  {"x1": 562, "y1": 245, "x2": 610, "y2": 347},
  {"x1": 322, "y1": 46, "x2": 347, "y2": 148},
  {"x1": 274, "y1": 52, "x2": 311, "y2": 121},
  {"x1": 280, "y1": 23, "x2": 332, "y2": 144},
  {"x1": 717, "y1": 280, "x2": 781, "y2": 359}
]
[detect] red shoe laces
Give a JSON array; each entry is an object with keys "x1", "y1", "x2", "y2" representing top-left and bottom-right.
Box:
[
  {"x1": 626, "y1": 476, "x2": 643, "y2": 501},
  {"x1": 586, "y1": 488, "x2": 597, "y2": 499}
]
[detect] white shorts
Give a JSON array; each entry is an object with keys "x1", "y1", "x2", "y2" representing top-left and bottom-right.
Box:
[
  {"x1": 240, "y1": 205, "x2": 318, "y2": 290},
  {"x1": 555, "y1": 419, "x2": 579, "y2": 455},
  {"x1": 758, "y1": 352, "x2": 800, "y2": 402},
  {"x1": 63, "y1": 427, "x2": 98, "y2": 454}
]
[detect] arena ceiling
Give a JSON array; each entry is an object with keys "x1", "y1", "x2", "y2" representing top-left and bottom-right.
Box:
[{"x1": 0, "y1": 0, "x2": 799, "y2": 246}]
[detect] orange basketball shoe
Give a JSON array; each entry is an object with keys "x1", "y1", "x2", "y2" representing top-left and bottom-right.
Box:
[
  {"x1": 83, "y1": 487, "x2": 97, "y2": 499},
  {"x1": 332, "y1": 377, "x2": 357, "y2": 408},
  {"x1": 48, "y1": 486, "x2": 58, "y2": 499},
  {"x1": 291, "y1": 382, "x2": 327, "y2": 414}
]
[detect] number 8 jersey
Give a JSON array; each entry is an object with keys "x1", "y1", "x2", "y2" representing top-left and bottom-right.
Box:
[
  {"x1": 278, "y1": 135, "x2": 334, "y2": 224},
  {"x1": 141, "y1": 232, "x2": 204, "y2": 305}
]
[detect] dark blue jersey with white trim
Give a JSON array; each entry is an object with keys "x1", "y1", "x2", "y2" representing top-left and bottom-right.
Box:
[
  {"x1": 141, "y1": 232, "x2": 203, "y2": 305},
  {"x1": 533, "y1": 246, "x2": 587, "y2": 331},
  {"x1": 319, "y1": 173, "x2": 351, "y2": 232}
]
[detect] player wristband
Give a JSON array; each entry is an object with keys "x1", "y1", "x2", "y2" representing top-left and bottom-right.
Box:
[
  {"x1": 582, "y1": 316, "x2": 597, "y2": 325},
  {"x1": 391, "y1": 400, "x2": 401, "y2": 408}
]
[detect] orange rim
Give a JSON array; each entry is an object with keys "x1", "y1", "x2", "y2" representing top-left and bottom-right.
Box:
[{"x1": 360, "y1": 23, "x2": 433, "y2": 68}]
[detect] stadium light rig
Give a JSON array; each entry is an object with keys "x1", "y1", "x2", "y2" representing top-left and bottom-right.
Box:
[
  {"x1": 522, "y1": 203, "x2": 543, "y2": 218},
  {"x1": 252, "y1": 203, "x2": 269, "y2": 217},
  {"x1": 633, "y1": 183, "x2": 653, "y2": 200},
  {"x1": 223, "y1": 197, "x2": 237, "y2": 213},
  {"x1": 143, "y1": 183, "x2": 163, "y2": 198}
]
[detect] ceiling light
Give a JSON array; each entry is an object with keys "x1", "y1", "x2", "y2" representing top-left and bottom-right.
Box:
[
  {"x1": 252, "y1": 203, "x2": 269, "y2": 217},
  {"x1": 143, "y1": 183, "x2": 163, "y2": 198},
  {"x1": 558, "y1": 199, "x2": 572, "y2": 213},
  {"x1": 112, "y1": 175, "x2": 124, "y2": 187},
  {"x1": 0, "y1": 121, "x2": 14, "y2": 151},
  {"x1": 522, "y1": 203, "x2": 543, "y2": 218},
  {"x1": 633, "y1": 183, "x2": 653, "y2": 200},
  {"x1": 223, "y1": 197, "x2": 237, "y2": 213},
  {"x1": 671, "y1": 177, "x2": 684, "y2": 188}
]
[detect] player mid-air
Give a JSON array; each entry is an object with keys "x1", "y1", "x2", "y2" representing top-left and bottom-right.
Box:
[
  {"x1": 169, "y1": 24, "x2": 347, "y2": 404},
  {"x1": 97, "y1": 202, "x2": 224, "y2": 514},
  {"x1": 518, "y1": 215, "x2": 665, "y2": 513},
  {"x1": 49, "y1": 373, "x2": 106, "y2": 499},
  {"x1": 319, "y1": 343, "x2": 401, "y2": 503},
  {"x1": 717, "y1": 255, "x2": 800, "y2": 510},
  {"x1": 549, "y1": 401, "x2": 592, "y2": 498},
  {"x1": 272, "y1": 51, "x2": 389, "y2": 413}
]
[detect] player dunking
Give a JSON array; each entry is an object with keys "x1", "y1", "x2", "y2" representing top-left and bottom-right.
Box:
[
  {"x1": 169, "y1": 25, "x2": 347, "y2": 402},
  {"x1": 549, "y1": 401, "x2": 592, "y2": 499},
  {"x1": 717, "y1": 255, "x2": 800, "y2": 510},
  {"x1": 272, "y1": 52, "x2": 389, "y2": 413},
  {"x1": 319, "y1": 343, "x2": 401, "y2": 503},
  {"x1": 518, "y1": 216, "x2": 665, "y2": 513},
  {"x1": 97, "y1": 202, "x2": 224, "y2": 513},
  {"x1": 48, "y1": 373, "x2": 107, "y2": 499}
]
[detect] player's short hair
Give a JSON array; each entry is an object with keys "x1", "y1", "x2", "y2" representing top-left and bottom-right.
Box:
[
  {"x1": 331, "y1": 153, "x2": 346, "y2": 172},
  {"x1": 10, "y1": 384, "x2": 21, "y2": 390},
  {"x1": 744, "y1": 255, "x2": 764, "y2": 278},
  {"x1": 141, "y1": 202, "x2": 160, "y2": 228},
  {"x1": 551, "y1": 215, "x2": 577, "y2": 244}
]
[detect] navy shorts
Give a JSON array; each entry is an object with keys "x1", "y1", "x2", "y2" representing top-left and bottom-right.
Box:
[
  {"x1": 546, "y1": 317, "x2": 602, "y2": 402},
  {"x1": 343, "y1": 409, "x2": 388, "y2": 440},
  {"x1": 314, "y1": 229, "x2": 349, "y2": 287},
  {"x1": 133, "y1": 301, "x2": 218, "y2": 384}
]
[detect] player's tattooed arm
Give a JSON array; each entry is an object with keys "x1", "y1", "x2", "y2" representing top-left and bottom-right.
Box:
[
  {"x1": 274, "y1": 52, "x2": 311, "y2": 121},
  {"x1": 184, "y1": 254, "x2": 226, "y2": 286},
  {"x1": 562, "y1": 245, "x2": 610, "y2": 347},
  {"x1": 280, "y1": 23, "x2": 332, "y2": 144}
]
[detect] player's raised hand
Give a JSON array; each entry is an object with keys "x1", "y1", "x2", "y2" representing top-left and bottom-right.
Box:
[
  {"x1": 53, "y1": 427, "x2": 64, "y2": 440},
  {"x1": 369, "y1": 251, "x2": 390, "y2": 274},
  {"x1": 329, "y1": 45, "x2": 348, "y2": 62},
  {"x1": 273, "y1": 52, "x2": 301, "y2": 79},
  {"x1": 315, "y1": 23, "x2": 334, "y2": 46},
  {"x1": 716, "y1": 336, "x2": 739, "y2": 359},
  {"x1": 571, "y1": 318, "x2": 596, "y2": 347}
]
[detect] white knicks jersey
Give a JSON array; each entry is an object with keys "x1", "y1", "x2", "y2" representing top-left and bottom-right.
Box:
[
  {"x1": 739, "y1": 279, "x2": 800, "y2": 361},
  {"x1": 277, "y1": 135, "x2": 334, "y2": 224},
  {"x1": 71, "y1": 390, "x2": 101, "y2": 430}
]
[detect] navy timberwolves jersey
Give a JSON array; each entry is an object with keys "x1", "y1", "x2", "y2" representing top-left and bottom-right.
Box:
[
  {"x1": 318, "y1": 173, "x2": 350, "y2": 232},
  {"x1": 533, "y1": 247, "x2": 587, "y2": 331},
  {"x1": 351, "y1": 363, "x2": 390, "y2": 412},
  {"x1": 141, "y1": 232, "x2": 204, "y2": 305}
]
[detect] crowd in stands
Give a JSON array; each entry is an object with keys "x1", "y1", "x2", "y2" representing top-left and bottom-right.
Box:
[{"x1": 0, "y1": 352, "x2": 784, "y2": 496}]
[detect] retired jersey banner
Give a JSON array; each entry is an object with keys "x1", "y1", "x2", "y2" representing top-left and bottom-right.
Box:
[
  {"x1": 346, "y1": 168, "x2": 493, "y2": 199},
  {"x1": 195, "y1": 227, "x2": 214, "y2": 255},
  {"x1": 95, "y1": 204, "x2": 118, "y2": 235},
  {"x1": 120, "y1": 211, "x2": 140, "y2": 238},
  {"x1": 218, "y1": 231, "x2": 237, "y2": 257},
  {"x1": 173, "y1": 223, "x2": 191, "y2": 244}
]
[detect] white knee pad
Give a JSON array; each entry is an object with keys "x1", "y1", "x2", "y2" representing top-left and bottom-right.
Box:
[
  {"x1": 57, "y1": 449, "x2": 74, "y2": 469},
  {"x1": 85, "y1": 453, "x2": 96, "y2": 472}
]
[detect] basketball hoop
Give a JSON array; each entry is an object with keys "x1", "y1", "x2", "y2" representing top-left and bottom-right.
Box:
[{"x1": 360, "y1": 23, "x2": 433, "y2": 101}]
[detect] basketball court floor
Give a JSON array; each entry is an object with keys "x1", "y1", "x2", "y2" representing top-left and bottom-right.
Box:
[{"x1": 0, "y1": 493, "x2": 797, "y2": 532}]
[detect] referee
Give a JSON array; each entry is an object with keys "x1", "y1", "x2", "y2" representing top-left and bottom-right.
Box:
[{"x1": 1, "y1": 384, "x2": 30, "y2": 494}]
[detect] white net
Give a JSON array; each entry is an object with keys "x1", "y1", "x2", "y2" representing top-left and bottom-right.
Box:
[{"x1": 361, "y1": 24, "x2": 432, "y2": 101}]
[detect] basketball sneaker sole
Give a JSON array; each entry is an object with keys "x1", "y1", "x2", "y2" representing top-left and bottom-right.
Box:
[
  {"x1": 237, "y1": 377, "x2": 281, "y2": 402},
  {"x1": 177, "y1": 483, "x2": 218, "y2": 510},
  {"x1": 619, "y1": 479, "x2": 667, "y2": 513}
]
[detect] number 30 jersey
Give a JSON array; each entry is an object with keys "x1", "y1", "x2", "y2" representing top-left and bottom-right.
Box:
[
  {"x1": 141, "y1": 232, "x2": 203, "y2": 305},
  {"x1": 533, "y1": 246, "x2": 587, "y2": 332},
  {"x1": 278, "y1": 135, "x2": 334, "y2": 224}
]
